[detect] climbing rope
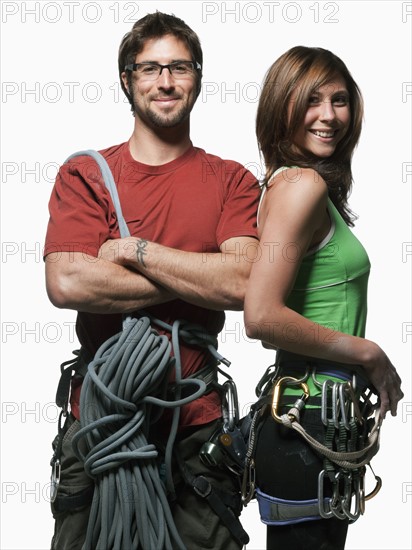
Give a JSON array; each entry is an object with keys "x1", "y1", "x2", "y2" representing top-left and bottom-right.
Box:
[{"x1": 71, "y1": 314, "x2": 226, "y2": 550}]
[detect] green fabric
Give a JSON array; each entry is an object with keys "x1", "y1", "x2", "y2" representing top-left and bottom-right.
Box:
[{"x1": 287, "y1": 199, "x2": 370, "y2": 338}]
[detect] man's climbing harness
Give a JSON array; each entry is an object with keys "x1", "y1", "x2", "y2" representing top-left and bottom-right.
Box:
[
  {"x1": 241, "y1": 360, "x2": 382, "y2": 525},
  {"x1": 49, "y1": 150, "x2": 248, "y2": 550}
]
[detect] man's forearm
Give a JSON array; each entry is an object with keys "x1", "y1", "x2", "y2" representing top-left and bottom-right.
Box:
[
  {"x1": 100, "y1": 236, "x2": 258, "y2": 311},
  {"x1": 45, "y1": 252, "x2": 174, "y2": 314}
]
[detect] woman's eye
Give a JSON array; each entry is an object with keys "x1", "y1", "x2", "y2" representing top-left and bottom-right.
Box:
[{"x1": 333, "y1": 96, "x2": 349, "y2": 105}]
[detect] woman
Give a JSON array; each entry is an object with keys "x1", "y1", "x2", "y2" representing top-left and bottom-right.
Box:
[{"x1": 243, "y1": 46, "x2": 403, "y2": 550}]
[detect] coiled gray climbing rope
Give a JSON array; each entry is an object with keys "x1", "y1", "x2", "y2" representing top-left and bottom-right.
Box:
[{"x1": 71, "y1": 314, "x2": 227, "y2": 550}]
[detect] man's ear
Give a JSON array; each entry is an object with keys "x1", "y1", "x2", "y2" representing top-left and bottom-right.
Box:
[{"x1": 121, "y1": 72, "x2": 129, "y2": 93}]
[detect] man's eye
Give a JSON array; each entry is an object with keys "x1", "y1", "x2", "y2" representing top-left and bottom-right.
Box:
[
  {"x1": 172, "y1": 63, "x2": 190, "y2": 74},
  {"x1": 140, "y1": 65, "x2": 158, "y2": 74}
]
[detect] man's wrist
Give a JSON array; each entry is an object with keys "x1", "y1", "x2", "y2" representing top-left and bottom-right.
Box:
[
  {"x1": 119, "y1": 237, "x2": 151, "y2": 270},
  {"x1": 134, "y1": 237, "x2": 149, "y2": 268}
]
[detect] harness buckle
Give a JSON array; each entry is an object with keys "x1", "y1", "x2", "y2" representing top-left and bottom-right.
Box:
[
  {"x1": 193, "y1": 476, "x2": 212, "y2": 498},
  {"x1": 271, "y1": 376, "x2": 309, "y2": 424}
]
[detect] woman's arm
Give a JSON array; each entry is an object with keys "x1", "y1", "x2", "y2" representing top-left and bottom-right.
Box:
[{"x1": 244, "y1": 168, "x2": 403, "y2": 417}]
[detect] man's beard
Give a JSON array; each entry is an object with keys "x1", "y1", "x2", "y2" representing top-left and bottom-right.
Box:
[
  {"x1": 141, "y1": 102, "x2": 191, "y2": 128},
  {"x1": 131, "y1": 91, "x2": 194, "y2": 128}
]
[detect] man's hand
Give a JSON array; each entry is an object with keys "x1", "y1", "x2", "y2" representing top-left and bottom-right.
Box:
[{"x1": 98, "y1": 237, "x2": 139, "y2": 266}]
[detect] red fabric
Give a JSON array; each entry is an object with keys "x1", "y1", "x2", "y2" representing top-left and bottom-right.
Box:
[{"x1": 45, "y1": 142, "x2": 259, "y2": 426}]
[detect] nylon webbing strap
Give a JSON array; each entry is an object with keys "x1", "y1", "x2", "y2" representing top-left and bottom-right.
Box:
[
  {"x1": 53, "y1": 485, "x2": 94, "y2": 513},
  {"x1": 55, "y1": 350, "x2": 89, "y2": 413},
  {"x1": 65, "y1": 150, "x2": 130, "y2": 239},
  {"x1": 256, "y1": 488, "x2": 331, "y2": 525},
  {"x1": 176, "y1": 453, "x2": 250, "y2": 546},
  {"x1": 55, "y1": 354, "x2": 79, "y2": 412}
]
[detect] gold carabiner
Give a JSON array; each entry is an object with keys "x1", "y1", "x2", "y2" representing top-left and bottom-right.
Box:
[
  {"x1": 271, "y1": 376, "x2": 309, "y2": 424},
  {"x1": 364, "y1": 463, "x2": 382, "y2": 501}
]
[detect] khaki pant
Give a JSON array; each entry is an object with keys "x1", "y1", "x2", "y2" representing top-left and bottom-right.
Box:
[{"x1": 51, "y1": 416, "x2": 244, "y2": 550}]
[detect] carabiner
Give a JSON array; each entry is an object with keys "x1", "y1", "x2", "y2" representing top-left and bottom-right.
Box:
[
  {"x1": 338, "y1": 382, "x2": 351, "y2": 430},
  {"x1": 50, "y1": 458, "x2": 61, "y2": 503},
  {"x1": 332, "y1": 383, "x2": 341, "y2": 429},
  {"x1": 321, "y1": 379, "x2": 335, "y2": 426},
  {"x1": 364, "y1": 463, "x2": 382, "y2": 501},
  {"x1": 222, "y1": 379, "x2": 239, "y2": 432},
  {"x1": 271, "y1": 376, "x2": 309, "y2": 424},
  {"x1": 344, "y1": 381, "x2": 364, "y2": 426},
  {"x1": 241, "y1": 458, "x2": 256, "y2": 506},
  {"x1": 318, "y1": 470, "x2": 334, "y2": 519},
  {"x1": 255, "y1": 363, "x2": 279, "y2": 398},
  {"x1": 341, "y1": 471, "x2": 361, "y2": 523},
  {"x1": 330, "y1": 471, "x2": 347, "y2": 520}
]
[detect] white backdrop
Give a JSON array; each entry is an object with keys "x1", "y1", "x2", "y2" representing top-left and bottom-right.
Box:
[{"x1": 1, "y1": 1, "x2": 411, "y2": 549}]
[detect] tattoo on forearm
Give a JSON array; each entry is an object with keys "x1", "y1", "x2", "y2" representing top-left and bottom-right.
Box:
[{"x1": 136, "y1": 238, "x2": 148, "y2": 267}]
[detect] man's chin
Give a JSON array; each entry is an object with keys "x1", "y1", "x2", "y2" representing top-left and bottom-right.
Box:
[{"x1": 147, "y1": 110, "x2": 191, "y2": 129}]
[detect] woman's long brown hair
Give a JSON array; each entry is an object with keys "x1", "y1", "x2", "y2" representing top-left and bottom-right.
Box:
[{"x1": 256, "y1": 46, "x2": 364, "y2": 225}]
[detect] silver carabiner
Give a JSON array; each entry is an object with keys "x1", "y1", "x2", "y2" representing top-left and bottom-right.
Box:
[
  {"x1": 318, "y1": 470, "x2": 334, "y2": 519},
  {"x1": 222, "y1": 379, "x2": 239, "y2": 432},
  {"x1": 341, "y1": 471, "x2": 361, "y2": 522},
  {"x1": 241, "y1": 458, "x2": 256, "y2": 506},
  {"x1": 330, "y1": 471, "x2": 347, "y2": 520},
  {"x1": 339, "y1": 383, "x2": 351, "y2": 430},
  {"x1": 332, "y1": 383, "x2": 341, "y2": 429},
  {"x1": 321, "y1": 379, "x2": 335, "y2": 426},
  {"x1": 50, "y1": 459, "x2": 61, "y2": 503},
  {"x1": 345, "y1": 381, "x2": 364, "y2": 426}
]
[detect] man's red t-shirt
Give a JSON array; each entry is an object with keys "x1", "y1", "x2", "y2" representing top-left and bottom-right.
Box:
[{"x1": 44, "y1": 142, "x2": 259, "y2": 427}]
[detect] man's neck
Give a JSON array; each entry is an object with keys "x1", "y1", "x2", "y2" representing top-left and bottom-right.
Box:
[{"x1": 128, "y1": 119, "x2": 192, "y2": 165}]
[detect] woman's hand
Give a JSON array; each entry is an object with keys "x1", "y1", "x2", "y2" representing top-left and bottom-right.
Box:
[{"x1": 361, "y1": 341, "x2": 404, "y2": 419}]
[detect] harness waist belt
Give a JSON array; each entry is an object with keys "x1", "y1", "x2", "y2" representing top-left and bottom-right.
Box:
[
  {"x1": 53, "y1": 485, "x2": 94, "y2": 513},
  {"x1": 276, "y1": 351, "x2": 370, "y2": 389},
  {"x1": 168, "y1": 362, "x2": 218, "y2": 398}
]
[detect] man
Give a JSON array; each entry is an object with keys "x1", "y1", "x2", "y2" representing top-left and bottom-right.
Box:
[{"x1": 44, "y1": 12, "x2": 259, "y2": 550}]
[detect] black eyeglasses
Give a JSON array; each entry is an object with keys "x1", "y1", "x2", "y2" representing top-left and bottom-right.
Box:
[{"x1": 124, "y1": 61, "x2": 201, "y2": 80}]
